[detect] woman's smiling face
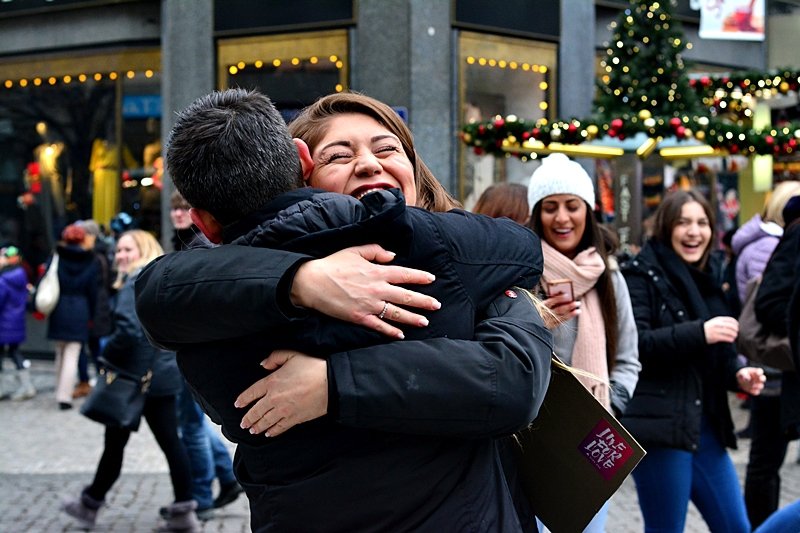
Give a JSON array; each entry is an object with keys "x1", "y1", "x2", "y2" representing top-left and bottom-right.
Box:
[
  {"x1": 670, "y1": 200, "x2": 711, "y2": 264},
  {"x1": 538, "y1": 194, "x2": 587, "y2": 259},
  {"x1": 306, "y1": 113, "x2": 417, "y2": 206}
]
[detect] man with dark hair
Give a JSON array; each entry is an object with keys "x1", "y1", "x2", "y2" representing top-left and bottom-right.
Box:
[{"x1": 138, "y1": 88, "x2": 551, "y2": 532}]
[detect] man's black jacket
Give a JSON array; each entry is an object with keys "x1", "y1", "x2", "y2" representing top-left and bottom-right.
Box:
[{"x1": 136, "y1": 188, "x2": 552, "y2": 532}]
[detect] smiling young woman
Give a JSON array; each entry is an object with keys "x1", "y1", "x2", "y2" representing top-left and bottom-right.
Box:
[{"x1": 621, "y1": 189, "x2": 765, "y2": 533}]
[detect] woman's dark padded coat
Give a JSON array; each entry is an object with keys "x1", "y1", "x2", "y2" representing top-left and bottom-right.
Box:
[
  {"x1": 136, "y1": 189, "x2": 552, "y2": 533},
  {"x1": 46, "y1": 244, "x2": 98, "y2": 343},
  {"x1": 621, "y1": 240, "x2": 742, "y2": 452}
]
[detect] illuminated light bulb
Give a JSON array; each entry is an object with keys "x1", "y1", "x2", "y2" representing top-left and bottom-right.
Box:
[
  {"x1": 488, "y1": 59, "x2": 497, "y2": 67},
  {"x1": 63, "y1": 75, "x2": 72, "y2": 83},
  {"x1": 50, "y1": 76, "x2": 58, "y2": 84},
  {"x1": 478, "y1": 58, "x2": 487, "y2": 66},
  {"x1": 145, "y1": 70, "x2": 154, "y2": 78},
  {"x1": 126, "y1": 71, "x2": 135, "y2": 79},
  {"x1": 237, "y1": 61, "x2": 245, "y2": 69},
  {"x1": 509, "y1": 61, "x2": 518, "y2": 69},
  {"x1": 335, "y1": 60, "x2": 343, "y2": 69},
  {"x1": 539, "y1": 81, "x2": 548, "y2": 91},
  {"x1": 335, "y1": 84, "x2": 343, "y2": 92},
  {"x1": 498, "y1": 60, "x2": 507, "y2": 68},
  {"x1": 34, "y1": 78, "x2": 42, "y2": 86},
  {"x1": 309, "y1": 57, "x2": 318, "y2": 64},
  {"x1": 229, "y1": 66, "x2": 238, "y2": 75},
  {"x1": 539, "y1": 66, "x2": 547, "y2": 74},
  {"x1": 3, "y1": 80, "x2": 11, "y2": 88},
  {"x1": 273, "y1": 59, "x2": 281, "y2": 67},
  {"x1": 291, "y1": 57, "x2": 300, "y2": 65},
  {"x1": 329, "y1": 55, "x2": 338, "y2": 62},
  {"x1": 255, "y1": 60, "x2": 264, "y2": 68},
  {"x1": 19, "y1": 79, "x2": 28, "y2": 87},
  {"x1": 539, "y1": 101, "x2": 548, "y2": 110},
  {"x1": 109, "y1": 72, "x2": 118, "y2": 80},
  {"x1": 466, "y1": 56, "x2": 475, "y2": 64}
]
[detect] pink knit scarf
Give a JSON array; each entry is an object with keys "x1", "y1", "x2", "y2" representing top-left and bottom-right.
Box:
[{"x1": 541, "y1": 241, "x2": 610, "y2": 410}]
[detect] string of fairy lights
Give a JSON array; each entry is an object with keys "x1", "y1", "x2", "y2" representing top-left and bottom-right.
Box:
[{"x1": 2, "y1": 69, "x2": 157, "y2": 89}]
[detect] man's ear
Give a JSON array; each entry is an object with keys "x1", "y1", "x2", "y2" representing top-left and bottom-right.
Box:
[
  {"x1": 189, "y1": 208, "x2": 224, "y2": 244},
  {"x1": 293, "y1": 138, "x2": 314, "y2": 184}
]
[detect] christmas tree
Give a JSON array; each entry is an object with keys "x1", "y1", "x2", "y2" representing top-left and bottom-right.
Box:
[{"x1": 594, "y1": 0, "x2": 699, "y2": 119}]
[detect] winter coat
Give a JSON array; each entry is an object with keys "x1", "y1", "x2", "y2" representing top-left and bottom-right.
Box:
[
  {"x1": 754, "y1": 222, "x2": 800, "y2": 437},
  {"x1": 0, "y1": 264, "x2": 28, "y2": 344},
  {"x1": 731, "y1": 213, "x2": 782, "y2": 302},
  {"x1": 89, "y1": 250, "x2": 113, "y2": 337},
  {"x1": 621, "y1": 240, "x2": 742, "y2": 452},
  {"x1": 136, "y1": 188, "x2": 553, "y2": 533},
  {"x1": 102, "y1": 270, "x2": 181, "y2": 397},
  {"x1": 46, "y1": 244, "x2": 98, "y2": 342},
  {"x1": 548, "y1": 267, "x2": 640, "y2": 416}
]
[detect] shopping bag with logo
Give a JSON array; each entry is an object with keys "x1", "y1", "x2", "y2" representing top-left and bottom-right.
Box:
[{"x1": 512, "y1": 357, "x2": 646, "y2": 533}]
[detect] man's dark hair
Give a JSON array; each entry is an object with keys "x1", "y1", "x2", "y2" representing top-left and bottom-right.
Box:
[{"x1": 166, "y1": 88, "x2": 304, "y2": 225}]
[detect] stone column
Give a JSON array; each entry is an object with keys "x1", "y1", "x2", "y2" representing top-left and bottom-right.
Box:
[{"x1": 160, "y1": 0, "x2": 214, "y2": 248}]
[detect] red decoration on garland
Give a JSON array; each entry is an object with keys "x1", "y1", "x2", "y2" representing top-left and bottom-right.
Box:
[
  {"x1": 493, "y1": 118, "x2": 505, "y2": 128},
  {"x1": 611, "y1": 118, "x2": 624, "y2": 129}
]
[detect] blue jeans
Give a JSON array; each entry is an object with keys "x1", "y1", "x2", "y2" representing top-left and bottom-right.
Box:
[
  {"x1": 176, "y1": 381, "x2": 236, "y2": 510},
  {"x1": 755, "y1": 500, "x2": 800, "y2": 533},
  {"x1": 632, "y1": 418, "x2": 750, "y2": 533}
]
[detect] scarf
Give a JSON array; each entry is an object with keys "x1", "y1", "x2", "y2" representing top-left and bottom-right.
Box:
[{"x1": 541, "y1": 240, "x2": 610, "y2": 410}]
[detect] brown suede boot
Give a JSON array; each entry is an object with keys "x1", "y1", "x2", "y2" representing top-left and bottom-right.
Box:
[{"x1": 72, "y1": 381, "x2": 92, "y2": 399}]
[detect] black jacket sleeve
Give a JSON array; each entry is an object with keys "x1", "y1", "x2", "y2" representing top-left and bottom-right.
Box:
[
  {"x1": 329, "y1": 292, "x2": 553, "y2": 438},
  {"x1": 623, "y1": 270, "x2": 707, "y2": 365},
  {"x1": 755, "y1": 224, "x2": 800, "y2": 337},
  {"x1": 135, "y1": 246, "x2": 311, "y2": 349}
]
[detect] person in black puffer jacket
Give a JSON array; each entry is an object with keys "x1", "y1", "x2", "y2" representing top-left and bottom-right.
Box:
[{"x1": 621, "y1": 190, "x2": 765, "y2": 533}]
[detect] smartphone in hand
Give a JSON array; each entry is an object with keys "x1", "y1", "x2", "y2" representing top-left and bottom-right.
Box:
[{"x1": 547, "y1": 279, "x2": 574, "y2": 302}]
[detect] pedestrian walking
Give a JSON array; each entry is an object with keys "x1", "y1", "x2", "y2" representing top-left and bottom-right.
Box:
[{"x1": 0, "y1": 245, "x2": 36, "y2": 400}]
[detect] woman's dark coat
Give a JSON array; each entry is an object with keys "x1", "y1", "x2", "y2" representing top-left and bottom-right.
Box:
[
  {"x1": 621, "y1": 240, "x2": 742, "y2": 451},
  {"x1": 136, "y1": 188, "x2": 553, "y2": 533},
  {"x1": 102, "y1": 271, "x2": 181, "y2": 397},
  {"x1": 46, "y1": 244, "x2": 98, "y2": 342},
  {"x1": 754, "y1": 222, "x2": 800, "y2": 437}
]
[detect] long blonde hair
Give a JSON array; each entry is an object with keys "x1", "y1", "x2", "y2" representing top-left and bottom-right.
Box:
[
  {"x1": 113, "y1": 230, "x2": 164, "y2": 289},
  {"x1": 763, "y1": 181, "x2": 800, "y2": 227}
]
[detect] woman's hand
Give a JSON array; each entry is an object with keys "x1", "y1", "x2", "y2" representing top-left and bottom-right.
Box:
[
  {"x1": 235, "y1": 350, "x2": 328, "y2": 437},
  {"x1": 541, "y1": 292, "x2": 580, "y2": 329},
  {"x1": 290, "y1": 244, "x2": 441, "y2": 339},
  {"x1": 736, "y1": 367, "x2": 766, "y2": 396},
  {"x1": 703, "y1": 316, "x2": 739, "y2": 344}
]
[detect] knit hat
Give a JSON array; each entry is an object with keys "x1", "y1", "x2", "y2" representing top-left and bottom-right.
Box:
[{"x1": 527, "y1": 153, "x2": 595, "y2": 209}]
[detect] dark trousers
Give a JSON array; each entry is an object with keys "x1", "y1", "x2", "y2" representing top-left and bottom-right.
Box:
[
  {"x1": 86, "y1": 394, "x2": 193, "y2": 503},
  {"x1": 745, "y1": 395, "x2": 791, "y2": 529}
]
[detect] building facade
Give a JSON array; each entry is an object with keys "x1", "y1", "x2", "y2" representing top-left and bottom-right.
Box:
[{"x1": 0, "y1": 0, "x2": 795, "y2": 261}]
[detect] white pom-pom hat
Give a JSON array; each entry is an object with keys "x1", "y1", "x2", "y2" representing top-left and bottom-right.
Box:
[{"x1": 526, "y1": 153, "x2": 595, "y2": 210}]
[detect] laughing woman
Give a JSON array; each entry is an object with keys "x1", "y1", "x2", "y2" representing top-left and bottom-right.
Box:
[{"x1": 621, "y1": 189, "x2": 765, "y2": 533}]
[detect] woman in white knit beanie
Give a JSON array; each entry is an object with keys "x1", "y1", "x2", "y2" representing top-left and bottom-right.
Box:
[{"x1": 527, "y1": 154, "x2": 641, "y2": 533}]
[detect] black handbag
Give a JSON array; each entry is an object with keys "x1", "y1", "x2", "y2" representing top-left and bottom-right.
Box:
[{"x1": 80, "y1": 359, "x2": 153, "y2": 431}]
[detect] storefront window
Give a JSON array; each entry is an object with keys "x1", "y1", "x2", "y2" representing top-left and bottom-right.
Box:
[
  {"x1": 218, "y1": 30, "x2": 348, "y2": 121},
  {"x1": 458, "y1": 32, "x2": 557, "y2": 209},
  {"x1": 0, "y1": 49, "x2": 160, "y2": 266}
]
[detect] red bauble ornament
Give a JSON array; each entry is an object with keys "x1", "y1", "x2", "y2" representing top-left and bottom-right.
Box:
[
  {"x1": 473, "y1": 147, "x2": 484, "y2": 155},
  {"x1": 567, "y1": 124, "x2": 577, "y2": 134},
  {"x1": 494, "y1": 118, "x2": 505, "y2": 128},
  {"x1": 765, "y1": 135, "x2": 774, "y2": 145},
  {"x1": 789, "y1": 139, "x2": 797, "y2": 148},
  {"x1": 478, "y1": 125, "x2": 486, "y2": 134},
  {"x1": 611, "y1": 118, "x2": 624, "y2": 129},
  {"x1": 608, "y1": 129, "x2": 618, "y2": 138},
  {"x1": 669, "y1": 117, "x2": 682, "y2": 128},
  {"x1": 676, "y1": 126, "x2": 686, "y2": 137},
  {"x1": 522, "y1": 131, "x2": 531, "y2": 140},
  {"x1": 730, "y1": 145, "x2": 739, "y2": 153},
  {"x1": 532, "y1": 128, "x2": 541, "y2": 138}
]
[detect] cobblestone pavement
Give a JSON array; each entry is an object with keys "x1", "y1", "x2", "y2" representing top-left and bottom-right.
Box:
[{"x1": 2, "y1": 360, "x2": 800, "y2": 532}]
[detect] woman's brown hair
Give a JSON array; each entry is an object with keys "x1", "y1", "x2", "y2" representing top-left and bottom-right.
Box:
[
  {"x1": 473, "y1": 183, "x2": 530, "y2": 224},
  {"x1": 288, "y1": 91, "x2": 460, "y2": 213}
]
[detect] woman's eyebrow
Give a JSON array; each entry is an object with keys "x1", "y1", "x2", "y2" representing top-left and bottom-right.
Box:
[
  {"x1": 371, "y1": 134, "x2": 400, "y2": 143},
  {"x1": 318, "y1": 140, "x2": 352, "y2": 153}
]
